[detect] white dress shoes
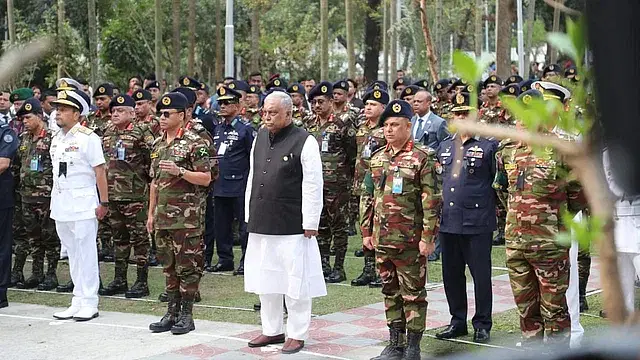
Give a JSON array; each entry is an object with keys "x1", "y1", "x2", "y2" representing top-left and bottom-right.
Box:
[
  {"x1": 53, "y1": 306, "x2": 80, "y2": 320},
  {"x1": 73, "y1": 307, "x2": 99, "y2": 321}
]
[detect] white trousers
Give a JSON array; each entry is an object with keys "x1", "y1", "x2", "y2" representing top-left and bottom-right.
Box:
[
  {"x1": 617, "y1": 252, "x2": 640, "y2": 313},
  {"x1": 567, "y1": 239, "x2": 584, "y2": 348},
  {"x1": 259, "y1": 294, "x2": 312, "y2": 341},
  {"x1": 55, "y1": 219, "x2": 99, "y2": 308}
]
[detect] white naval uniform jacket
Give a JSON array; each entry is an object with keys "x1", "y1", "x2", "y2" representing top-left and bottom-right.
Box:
[
  {"x1": 603, "y1": 149, "x2": 640, "y2": 254},
  {"x1": 49, "y1": 122, "x2": 105, "y2": 222}
]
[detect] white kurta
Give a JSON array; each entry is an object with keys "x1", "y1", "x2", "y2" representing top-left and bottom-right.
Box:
[{"x1": 244, "y1": 134, "x2": 327, "y2": 300}]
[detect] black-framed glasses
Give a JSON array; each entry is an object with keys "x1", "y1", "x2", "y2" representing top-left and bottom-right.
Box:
[{"x1": 160, "y1": 110, "x2": 178, "y2": 118}]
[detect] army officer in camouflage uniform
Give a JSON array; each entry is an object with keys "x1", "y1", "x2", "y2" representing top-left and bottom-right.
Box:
[
  {"x1": 361, "y1": 100, "x2": 442, "y2": 360},
  {"x1": 148, "y1": 93, "x2": 212, "y2": 335}
]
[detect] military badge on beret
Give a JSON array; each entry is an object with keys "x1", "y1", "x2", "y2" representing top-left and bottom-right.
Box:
[
  {"x1": 162, "y1": 96, "x2": 171, "y2": 106},
  {"x1": 98, "y1": 86, "x2": 105, "y2": 94},
  {"x1": 292, "y1": 85, "x2": 298, "y2": 91},
  {"x1": 341, "y1": 81, "x2": 346, "y2": 88},
  {"x1": 436, "y1": 84, "x2": 442, "y2": 90},
  {"x1": 392, "y1": 103, "x2": 401, "y2": 113},
  {"x1": 250, "y1": 86, "x2": 256, "y2": 92},
  {"x1": 522, "y1": 94, "x2": 532, "y2": 105},
  {"x1": 374, "y1": 90, "x2": 381, "y2": 99},
  {"x1": 220, "y1": 87, "x2": 226, "y2": 95},
  {"x1": 183, "y1": 78, "x2": 190, "y2": 86},
  {"x1": 549, "y1": 65, "x2": 555, "y2": 71},
  {"x1": 490, "y1": 76, "x2": 496, "y2": 82},
  {"x1": 406, "y1": 88, "x2": 412, "y2": 94},
  {"x1": 201, "y1": 83, "x2": 206, "y2": 89},
  {"x1": 25, "y1": 103, "x2": 32, "y2": 111},
  {"x1": 468, "y1": 84, "x2": 474, "y2": 92},
  {"x1": 321, "y1": 85, "x2": 328, "y2": 93},
  {"x1": 229, "y1": 83, "x2": 236, "y2": 89},
  {"x1": 274, "y1": 79, "x2": 281, "y2": 86},
  {"x1": 509, "y1": 76, "x2": 516, "y2": 82},
  {"x1": 456, "y1": 93, "x2": 464, "y2": 104},
  {"x1": 569, "y1": 68, "x2": 575, "y2": 74},
  {"x1": 508, "y1": 87, "x2": 515, "y2": 94},
  {"x1": 117, "y1": 96, "x2": 125, "y2": 104},
  {"x1": 136, "y1": 92, "x2": 143, "y2": 99},
  {"x1": 10, "y1": 94, "x2": 17, "y2": 101},
  {"x1": 398, "y1": 78, "x2": 404, "y2": 84}
]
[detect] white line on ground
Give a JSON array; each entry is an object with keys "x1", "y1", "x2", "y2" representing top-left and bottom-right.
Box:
[
  {"x1": 580, "y1": 312, "x2": 602, "y2": 319},
  {"x1": 0, "y1": 313, "x2": 352, "y2": 360},
  {"x1": 423, "y1": 333, "x2": 524, "y2": 351}
]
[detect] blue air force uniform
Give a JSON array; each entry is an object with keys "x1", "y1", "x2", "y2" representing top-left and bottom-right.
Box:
[
  {"x1": 0, "y1": 123, "x2": 19, "y2": 305},
  {"x1": 436, "y1": 132, "x2": 498, "y2": 336}
]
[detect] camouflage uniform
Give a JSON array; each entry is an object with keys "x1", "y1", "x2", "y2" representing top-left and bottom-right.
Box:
[
  {"x1": 360, "y1": 139, "x2": 441, "y2": 335},
  {"x1": 577, "y1": 247, "x2": 591, "y2": 309},
  {"x1": 9, "y1": 117, "x2": 28, "y2": 286},
  {"x1": 101, "y1": 121, "x2": 155, "y2": 296},
  {"x1": 15, "y1": 128, "x2": 59, "y2": 287},
  {"x1": 150, "y1": 128, "x2": 211, "y2": 301},
  {"x1": 139, "y1": 112, "x2": 162, "y2": 138},
  {"x1": 244, "y1": 108, "x2": 262, "y2": 130},
  {"x1": 305, "y1": 112, "x2": 356, "y2": 280},
  {"x1": 478, "y1": 101, "x2": 508, "y2": 125},
  {"x1": 292, "y1": 105, "x2": 310, "y2": 128},
  {"x1": 431, "y1": 98, "x2": 453, "y2": 121},
  {"x1": 493, "y1": 140, "x2": 586, "y2": 345}
]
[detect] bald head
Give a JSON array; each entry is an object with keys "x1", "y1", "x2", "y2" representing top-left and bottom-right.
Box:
[{"x1": 412, "y1": 90, "x2": 433, "y2": 116}]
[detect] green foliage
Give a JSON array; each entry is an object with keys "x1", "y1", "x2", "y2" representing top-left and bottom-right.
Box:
[{"x1": 556, "y1": 211, "x2": 603, "y2": 251}]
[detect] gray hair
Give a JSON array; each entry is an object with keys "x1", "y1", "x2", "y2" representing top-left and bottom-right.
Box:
[{"x1": 264, "y1": 91, "x2": 293, "y2": 112}]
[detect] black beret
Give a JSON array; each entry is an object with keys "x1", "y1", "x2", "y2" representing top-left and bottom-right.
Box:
[
  {"x1": 308, "y1": 81, "x2": 333, "y2": 101},
  {"x1": 199, "y1": 82, "x2": 210, "y2": 93},
  {"x1": 392, "y1": 77, "x2": 406, "y2": 90},
  {"x1": 362, "y1": 89, "x2": 389, "y2": 105},
  {"x1": 400, "y1": 85, "x2": 420, "y2": 99},
  {"x1": 93, "y1": 83, "x2": 114, "y2": 98},
  {"x1": 109, "y1": 94, "x2": 136, "y2": 109},
  {"x1": 132, "y1": 89, "x2": 152, "y2": 101},
  {"x1": 451, "y1": 78, "x2": 470, "y2": 90},
  {"x1": 505, "y1": 75, "x2": 523, "y2": 86},
  {"x1": 157, "y1": 92, "x2": 188, "y2": 111},
  {"x1": 287, "y1": 83, "x2": 306, "y2": 95},
  {"x1": 451, "y1": 92, "x2": 474, "y2": 112},
  {"x1": 517, "y1": 89, "x2": 543, "y2": 105},
  {"x1": 518, "y1": 79, "x2": 535, "y2": 93},
  {"x1": 379, "y1": 99, "x2": 413, "y2": 126},
  {"x1": 412, "y1": 79, "x2": 429, "y2": 90},
  {"x1": 333, "y1": 80, "x2": 349, "y2": 92},
  {"x1": 247, "y1": 85, "x2": 261, "y2": 94},
  {"x1": 228, "y1": 79, "x2": 250, "y2": 92},
  {"x1": 368, "y1": 80, "x2": 388, "y2": 92},
  {"x1": 482, "y1": 75, "x2": 503, "y2": 87},
  {"x1": 173, "y1": 87, "x2": 197, "y2": 106},
  {"x1": 500, "y1": 83, "x2": 521, "y2": 98},
  {"x1": 265, "y1": 78, "x2": 287, "y2": 91},
  {"x1": 144, "y1": 81, "x2": 160, "y2": 90},
  {"x1": 217, "y1": 86, "x2": 242, "y2": 101},
  {"x1": 178, "y1": 76, "x2": 201, "y2": 90},
  {"x1": 433, "y1": 78, "x2": 450, "y2": 92},
  {"x1": 461, "y1": 83, "x2": 477, "y2": 94},
  {"x1": 16, "y1": 97, "x2": 43, "y2": 117},
  {"x1": 542, "y1": 64, "x2": 561, "y2": 78}
]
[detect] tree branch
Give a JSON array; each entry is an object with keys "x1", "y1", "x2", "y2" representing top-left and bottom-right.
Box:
[{"x1": 542, "y1": 0, "x2": 581, "y2": 16}]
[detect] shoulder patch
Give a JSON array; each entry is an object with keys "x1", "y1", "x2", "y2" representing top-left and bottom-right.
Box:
[
  {"x1": 77, "y1": 126, "x2": 94, "y2": 135},
  {"x1": 415, "y1": 143, "x2": 436, "y2": 156},
  {"x1": 371, "y1": 146, "x2": 386, "y2": 158}
]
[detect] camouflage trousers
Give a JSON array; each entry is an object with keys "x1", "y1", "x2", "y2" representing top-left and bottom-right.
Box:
[
  {"x1": 506, "y1": 247, "x2": 570, "y2": 344},
  {"x1": 376, "y1": 246, "x2": 428, "y2": 332},
  {"x1": 318, "y1": 188, "x2": 350, "y2": 271},
  {"x1": 496, "y1": 201, "x2": 507, "y2": 234},
  {"x1": 108, "y1": 201, "x2": 149, "y2": 270},
  {"x1": 348, "y1": 194, "x2": 359, "y2": 228},
  {"x1": 21, "y1": 200, "x2": 60, "y2": 275},
  {"x1": 98, "y1": 216, "x2": 113, "y2": 255},
  {"x1": 578, "y1": 248, "x2": 591, "y2": 291},
  {"x1": 155, "y1": 228, "x2": 204, "y2": 301},
  {"x1": 12, "y1": 193, "x2": 28, "y2": 259}
]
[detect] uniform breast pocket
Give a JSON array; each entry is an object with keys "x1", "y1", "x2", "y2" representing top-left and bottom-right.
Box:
[
  {"x1": 532, "y1": 163, "x2": 556, "y2": 180},
  {"x1": 463, "y1": 195, "x2": 490, "y2": 226},
  {"x1": 72, "y1": 187, "x2": 97, "y2": 213}
]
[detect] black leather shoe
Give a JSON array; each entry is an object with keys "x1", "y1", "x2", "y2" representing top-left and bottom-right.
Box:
[
  {"x1": 0, "y1": 290, "x2": 7, "y2": 308},
  {"x1": 368, "y1": 276, "x2": 383, "y2": 288},
  {"x1": 159, "y1": 292, "x2": 168, "y2": 302},
  {"x1": 435, "y1": 325, "x2": 468, "y2": 339},
  {"x1": 211, "y1": 262, "x2": 234, "y2": 272},
  {"x1": 473, "y1": 329, "x2": 490, "y2": 343},
  {"x1": 233, "y1": 265, "x2": 244, "y2": 276},
  {"x1": 354, "y1": 249, "x2": 364, "y2": 257},
  {"x1": 325, "y1": 269, "x2": 346, "y2": 283},
  {"x1": 148, "y1": 252, "x2": 159, "y2": 267},
  {"x1": 492, "y1": 230, "x2": 505, "y2": 245},
  {"x1": 56, "y1": 280, "x2": 74, "y2": 293}
]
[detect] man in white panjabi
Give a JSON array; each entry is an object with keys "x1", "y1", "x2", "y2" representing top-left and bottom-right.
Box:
[{"x1": 244, "y1": 91, "x2": 326, "y2": 354}]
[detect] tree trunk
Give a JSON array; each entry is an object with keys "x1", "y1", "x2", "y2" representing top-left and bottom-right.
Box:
[
  {"x1": 364, "y1": 0, "x2": 381, "y2": 84},
  {"x1": 214, "y1": 0, "x2": 223, "y2": 81},
  {"x1": 87, "y1": 0, "x2": 97, "y2": 87},
  {"x1": 250, "y1": 6, "x2": 260, "y2": 73},
  {"x1": 416, "y1": 0, "x2": 438, "y2": 83},
  {"x1": 524, "y1": 0, "x2": 535, "y2": 77},
  {"x1": 155, "y1": 0, "x2": 162, "y2": 82},
  {"x1": 435, "y1": 0, "x2": 442, "y2": 77},
  {"x1": 549, "y1": 0, "x2": 563, "y2": 64},
  {"x1": 187, "y1": 0, "x2": 195, "y2": 74},
  {"x1": 7, "y1": 0, "x2": 15, "y2": 44},
  {"x1": 495, "y1": 0, "x2": 513, "y2": 78},
  {"x1": 171, "y1": 0, "x2": 181, "y2": 85},
  {"x1": 475, "y1": 0, "x2": 483, "y2": 57},
  {"x1": 320, "y1": 0, "x2": 329, "y2": 79},
  {"x1": 389, "y1": 0, "x2": 397, "y2": 82},
  {"x1": 382, "y1": 0, "x2": 389, "y2": 83},
  {"x1": 57, "y1": 0, "x2": 65, "y2": 79},
  {"x1": 345, "y1": 0, "x2": 356, "y2": 79}
]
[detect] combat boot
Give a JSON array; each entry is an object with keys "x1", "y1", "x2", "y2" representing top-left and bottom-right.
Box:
[
  {"x1": 171, "y1": 299, "x2": 196, "y2": 335},
  {"x1": 321, "y1": 255, "x2": 331, "y2": 278},
  {"x1": 195, "y1": 291, "x2": 202, "y2": 303},
  {"x1": 402, "y1": 331, "x2": 423, "y2": 360},
  {"x1": 159, "y1": 292, "x2": 168, "y2": 302},
  {"x1": 56, "y1": 280, "x2": 74, "y2": 293},
  {"x1": 369, "y1": 273, "x2": 383, "y2": 288},
  {"x1": 99, "y1": 262, "x2": 128, "y2": 296},
  {"x1": 354, "y1": 248, "x2": 365, "y2": 257},
  {"x1": 125, "y1": 266, "x2": 149, "y2": 298},
  {"x1": 37, "y1": 257, "x2": 59, "y2": 291},
  {"x1": 149, "y1": 294, "x2": 181, "y2": 333},
  {"x1": 371, "y1": 327, "x2": 405, "y2": 360},
  {"x1": 492, "y1": 229, "x2": 505, "y2": 246},
  {"x1": 24, "y1": 254, "x2": 45, "y2": 289},
  {"x1": 351, "y1": 255, "x2": 375, "y2": 286},
  {"x1": 579, "y1": 280, "x2": 589, "y2": 312},
  {"x1": 148, "y1": 250, "x2": 159, "y2": 267},
  {"x1": 327, "y1": 251, "x2": 346, "y2": 283},
  {"x1": 10, "y1": 254, "x2": 27, "y2": 288},
  {"x1": 102, "y1": 247, "x2": 115, "y2": 262}
]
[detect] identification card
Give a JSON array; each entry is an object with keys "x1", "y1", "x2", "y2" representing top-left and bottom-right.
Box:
[
  {"x1": 218, "y1": 142, "x2": 228, "y2": 155},
  {"x1": 392, "y1": 174, "x2": 403, "y2": 194},
  {"x1": 117, "y1": 146, "x2": 126, "y2": 160},
  {"x1": 321, "y1": 140, "x2": 329, "y2": 152},
  {"x1": 363, "y1": 145, "x2": 371, "y2": 159},
  {"x1": 30, "y1": 156, "x2": 39, "y2": 171}
]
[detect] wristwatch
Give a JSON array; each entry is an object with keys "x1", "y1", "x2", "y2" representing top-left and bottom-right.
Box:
[
  {"x1": 100, "y1": 201, "x2": 109, "y2": 206},
  {"x1": 178, "y1": 167, "x2": 187, "y2": 178}
]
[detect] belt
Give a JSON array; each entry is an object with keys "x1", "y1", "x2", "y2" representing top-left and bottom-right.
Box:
[{"x1": 614, "y1": 204, "x2": 640, "y2": 217}]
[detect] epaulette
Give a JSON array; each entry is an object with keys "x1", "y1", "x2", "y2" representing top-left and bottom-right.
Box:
[
  {"x1": 77, "y1": 126, "x2": 94, "y2": 135},
  {"x1": 497, "y1": 138, "x2": 516, "y2": 150},
  {"x1": 415, "y1": 143, "x2": 436, "y2": 156},
  {"x1": 370, "y1": 146, "x2": 386, "y2": 158},
  {"x1": 152, "y1": 137, "x2": 163, "y2": 146}
]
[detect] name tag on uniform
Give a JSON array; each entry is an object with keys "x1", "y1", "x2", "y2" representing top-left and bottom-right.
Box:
[
  {"x1": 504, "y1": 164, "x2": 517, "y2": 170},
  {"x1": 150, "y1": 152, "x2": 159, "y2": 159},
  {"x1": 218, "y1": 142, "x2": 228, "y2": 155},
  {"x1": 392, "y1": 174, "x2": 403, "y2": 194}
]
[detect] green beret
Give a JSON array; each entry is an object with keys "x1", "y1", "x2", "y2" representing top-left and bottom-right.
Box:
[{"x1": 10, "y1": 88, "x2": 34, "y2": 103}]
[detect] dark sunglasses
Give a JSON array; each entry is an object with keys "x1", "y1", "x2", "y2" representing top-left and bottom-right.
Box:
[
  {"x1": 218, "y1": 99, "x2": 239, "y2": 106},
  {"x1": 160, "y1": 110, "x2": 179, "y2": 118}
]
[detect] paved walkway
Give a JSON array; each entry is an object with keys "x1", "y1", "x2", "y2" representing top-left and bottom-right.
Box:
[{"x1": 0, "y1": 261, "x2": 601, "y2": 360}]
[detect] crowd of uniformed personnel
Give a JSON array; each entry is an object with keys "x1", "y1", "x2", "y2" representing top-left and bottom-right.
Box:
[{"x1": 0, "y1": 64, "x2": 594, "y2": 347}]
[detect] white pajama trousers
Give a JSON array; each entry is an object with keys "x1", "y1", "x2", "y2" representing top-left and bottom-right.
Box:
[
  {"x1": 617, "y1": 252, "x2": 640, "y2": 313},
  {"x1": 55, "y1": 219, "x2": 100, "y2": 308},
  {"x1": 259, "y1": 294, "x2": 312, "y2": 341},
  {"x1": 567, "y1": 239, "x2": 584, "y2": 348}
]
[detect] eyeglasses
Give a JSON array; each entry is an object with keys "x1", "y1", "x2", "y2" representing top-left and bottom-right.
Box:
[
  {"x1": 160, "y1": 111, "x2": 178, "y2": 118},
  {"x1": 311, "y1": 99, "x2": 326, "y2": 106},
  {"x1": 218, "y1": 100, "x2": 239, "y2": 106}
]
